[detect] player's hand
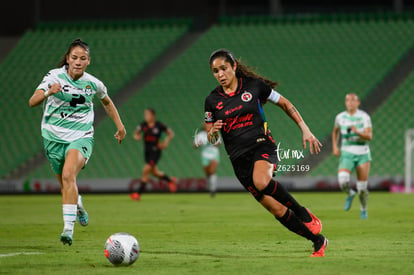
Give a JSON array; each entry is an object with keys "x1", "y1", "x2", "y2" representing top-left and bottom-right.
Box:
[
  {"x1": 159, "y1": 142, "x2": 168, "y2": 150},
  {"x1": 210, "y1": 120, "x2": 225, "y2": 133},
  {"x1": 49, "y1": 83, "x2": 62, "y2": 95},
  {"x1": 115, "y1": 127, "x2": 126, "y2": 144},
  {"x1": 333, "y1": 147, "x2": 341, "y2": 157},
  {"x1": 350, "y1": 126, "x2": 358, "y2": 133},
  {"x1": 302, "y1": 129, "x2": 322, "y2": 155}
]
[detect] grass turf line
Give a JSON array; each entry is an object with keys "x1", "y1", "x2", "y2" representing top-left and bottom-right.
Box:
[{"x1": 0, "y1": 193, "x2": 413, "y2": 275}]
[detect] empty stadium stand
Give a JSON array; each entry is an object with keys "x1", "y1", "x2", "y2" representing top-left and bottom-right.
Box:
[
  {"x1": 3, "y1": 13, "x2": 414, "y2": 180},
  {"x1": 0, "y1": 19, "x2": 191, "y2": 178}
]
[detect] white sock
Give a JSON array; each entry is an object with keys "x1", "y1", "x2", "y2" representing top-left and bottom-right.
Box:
[
  {"x1": 208, "y1": 174, "x2": 218, "y2": 194},
  {"x1": 77, "y1": 195, "x2": 84, "y2": 210},
  {"x1": 357, "y1": 181, "x2": 369, "y2": 211},
  {"x1": 338, "y1": 171, "x2": 354, "y2": 196},
  {"x1": 63, "y1": 204, "x2": 77, "y2": 234}
]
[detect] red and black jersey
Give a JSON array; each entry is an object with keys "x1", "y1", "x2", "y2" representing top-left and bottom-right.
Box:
[
  {"x1": 137, "y1": 121, "x2": 168, "y2": 152},
  {"x1": 204, "y1": 77, "x2": 276, "y2": 160}
]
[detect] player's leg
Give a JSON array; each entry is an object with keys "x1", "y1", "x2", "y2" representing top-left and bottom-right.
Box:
[
  {"x1": 259, "y1": 195, "x2": 328, "y2": 257},
  {"x1": 140, "y1": 164, "x2": 152, "y2": 193},
  {"x1": 338, "y1": 168, "x2": 356, "y2": 211},
  {"x1": 59, "y1": 148, "x2": 86, "y2": 245},
  {"x1": 204, "y1": 160, "x2": 218, "y2": 197},
  {"x1": 233, "y1": 156, "x2": 327, "y2": 257},
  {"x1": 338, "y1": 152, "x2": 356, "y2": 211},
  {"x1": 356, "y1": 160, "x2": 370, "y2": 219},
  {"x1": 152, "y1": 165, "x2": 177, "y2": 193},
  {"x1": 253, "y1": 160, "x2": 321, "y2": 235}
]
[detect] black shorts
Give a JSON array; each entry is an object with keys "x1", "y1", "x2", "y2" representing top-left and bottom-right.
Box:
[
  {"x1": 145, "y1": 150, "x2": 161, "y2": 166},
  {"x1": 231, "y1": 141, "x2": 278, "y2": 201}
]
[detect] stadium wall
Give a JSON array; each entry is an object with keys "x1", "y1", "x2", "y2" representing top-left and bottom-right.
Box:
[{"x1": 0, "y1": 176, "x2": 398, "y2": 194}]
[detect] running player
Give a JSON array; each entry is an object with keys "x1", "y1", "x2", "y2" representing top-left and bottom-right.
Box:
[
  {"x1": 332, "y1": 93, "x2": 372, "y2": 219},
  {"x1": 29, "y1": 39, "x2": 126, "y2": 245},
  {"x1": 205, "y1": 49, "x2": 327, "y2": 257},
  {"x1": 130, "y1": 108, "x2": 176, "y2": 200},
  {"x1": 194, "y1": 124, "x2": 221, "y2": 197}
]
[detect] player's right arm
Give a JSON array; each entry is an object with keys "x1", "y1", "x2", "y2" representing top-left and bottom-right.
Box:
[
  {"x1": 29, "y1": 84, "x2": 61, "y2": 107},
  {"x1": 133, "y1": 125, "x2": 142, "y2": 141},
  {"x1": 332, "y1": 125, "x2": 341, "y2": 157}
]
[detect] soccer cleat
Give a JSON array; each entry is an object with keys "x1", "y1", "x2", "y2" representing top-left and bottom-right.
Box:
[
  {"x1": 168, "y1": 177, "x2": 177, "y2": 193},
  {"x1": 360, "y1": 210, "x2": 368, "y2": 219},
  {"x1": 130, "y1": 192, "x2": 141, "y2": 201},
  {"x1": 60, "y1": 230, "x2": 73, "y2": 246},
  {"x1": 304, "y1": 208, "x2": 322, "y2": 235},
  {"x1": 343, "y1": 193, "x2": 355, "y2": 211},
  {"x1": 311, "y1": 236, "x2": 328, "y2": 257},
  {"x1": 77, "y1": 195, "x2": 89, "y2": 226}
]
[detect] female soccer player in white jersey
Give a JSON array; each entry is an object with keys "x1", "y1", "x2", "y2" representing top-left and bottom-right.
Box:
[
  {"x1": 332, "y1": 93, "x2": 372, "y2": 219},
  {"x1": 194, "y1": 124, "x2": 221, "y2": 197},
  {"x1": 29, "y1": 39, "x2": 126, "y2": 245}
]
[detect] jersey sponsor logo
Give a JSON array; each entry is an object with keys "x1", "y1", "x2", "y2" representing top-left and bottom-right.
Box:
[
  {"x1": 225, "y1": 105, "x2": 242, "y2": 116},
  {"x1": 152, "y1": 128, "x2": 159, "y2": 134},
  {"x1": 205, "y1": 112, "x2": 213, "y2": 122},
  {"x1": 216, "y1": 101, "x2": 223, "y2": 110},
  {"x1": 223, "y1": 113, "x2": 253, "y2": 133},
  {"x1": 241, "y1": 91, "x2": 252, "y2": 102}
]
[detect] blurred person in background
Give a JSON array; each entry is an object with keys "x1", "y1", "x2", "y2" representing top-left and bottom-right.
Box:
[
  {"x1": 332, "y1": 93, "x2": 372, "y2": 219},
  {"x1": 131, "y1": 108, "x2": 176, "y2": 200},
  {"x1": 194, "y1": 124, "x2": 221, "y2": 197}
]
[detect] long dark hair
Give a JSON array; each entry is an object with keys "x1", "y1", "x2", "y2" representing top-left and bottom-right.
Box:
[
  {"x1": 209, "y1": 48, "x2": 278, "y2": 89},
  {"x1": 57, "y1": 38, "x2": 90, "y2": 67}
]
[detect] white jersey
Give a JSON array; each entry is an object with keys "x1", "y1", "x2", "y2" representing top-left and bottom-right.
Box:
[
  {"x1": 334, "y1": 109, "x2": 372, "y2": 155},
  {"x1": 36, "y1": 66, "x2": 107, "y2": 143},
  {"x1": 194, "y1": 130, "x2": 220, "y2": 160}
]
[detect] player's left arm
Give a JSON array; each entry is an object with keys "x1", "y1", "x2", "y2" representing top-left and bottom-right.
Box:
[
  {"x1": 161, "y1": 127, "x2": 175, "y2": 149},
  {"x1": 100, "y1": 95, "x2": 126, "y2": 144},
  {"x1": 350, "y1": 114, "x2": 372, "y2": 141},
  {"x1": 273, "y1": 94, "x2": 322, "y2": 154},
  {"x1": 351, "y1": 127, "x2": 372, "y2": 141}
]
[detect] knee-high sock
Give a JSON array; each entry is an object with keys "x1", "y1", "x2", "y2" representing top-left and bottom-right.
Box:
[
  {"x1": 208, "y1": 174, "x2": 217, "y2": 194},
  {"x1": 161, "y1": 174, "x2": 172, "y2": 182},
  {"x1": 138, "y1": 182, "x2": 147, "y2": 194},
  {"x1": 63, "y1": 204, "x2": 77, "y2": 234},
  {"x1": 262, "y1": 180, "x2": 311, "y2": 222},
  {"x1": 338, "y1": 171, "x2": 355, "y2": 196},
  {"x1": 276, "y1": 209, "x2": 319, "y2": 243},
  {"x1": 357, "y1": 181, "x2": 368, "y2": 211}
]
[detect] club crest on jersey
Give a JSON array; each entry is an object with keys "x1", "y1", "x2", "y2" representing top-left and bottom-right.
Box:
[
  {"x1": 205, "y1": 112, "x2": 213, "y2": 123},
  {"x1": 84, "y1": 85, "x2": 92, "y2": 96},
  {"x1": 241, "y1": 91, "x2": 252, "y2": 102}
]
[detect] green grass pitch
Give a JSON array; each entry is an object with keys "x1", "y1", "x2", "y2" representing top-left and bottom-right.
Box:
[{"x1": 0, "y1": 192, "x2": 413, "y2": 274}]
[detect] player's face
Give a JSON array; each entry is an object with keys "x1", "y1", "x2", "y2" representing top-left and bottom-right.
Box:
[
  {"x1": 144, "y1": 110, "x2": 155, "y2": 123},
  {"x1": 210, "y1": 58, "x2": 237, "y2": 88},
  {"x1": 66, "y1": 46, "x2": 90, "y2": 80},
  {"x1": 345, "y1": 94, "x2": 360, "y2": 112}
]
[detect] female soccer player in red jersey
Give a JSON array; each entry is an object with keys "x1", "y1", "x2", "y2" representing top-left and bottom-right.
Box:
[{"x1": 204, "y1": 49, "x2": 327, "y2": 257}]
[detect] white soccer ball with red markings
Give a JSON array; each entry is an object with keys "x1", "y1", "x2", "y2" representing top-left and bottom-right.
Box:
[{"x1": 104, "y1": 233, "x2": 140, "y2": 266}]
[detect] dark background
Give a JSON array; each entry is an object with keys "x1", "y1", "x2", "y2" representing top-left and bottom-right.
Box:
[{"x1": 1, "y1": 0, "x2": 413, "y2": 35}]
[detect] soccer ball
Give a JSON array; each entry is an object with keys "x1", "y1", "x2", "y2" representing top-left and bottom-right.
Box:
[{"x1": 104, "y1": 233, "x2": 140, "y2": 266}]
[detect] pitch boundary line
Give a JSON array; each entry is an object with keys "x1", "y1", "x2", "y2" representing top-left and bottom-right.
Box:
[{"x1": 0, "y1": 252, "x2": 44, "y2": 258}]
